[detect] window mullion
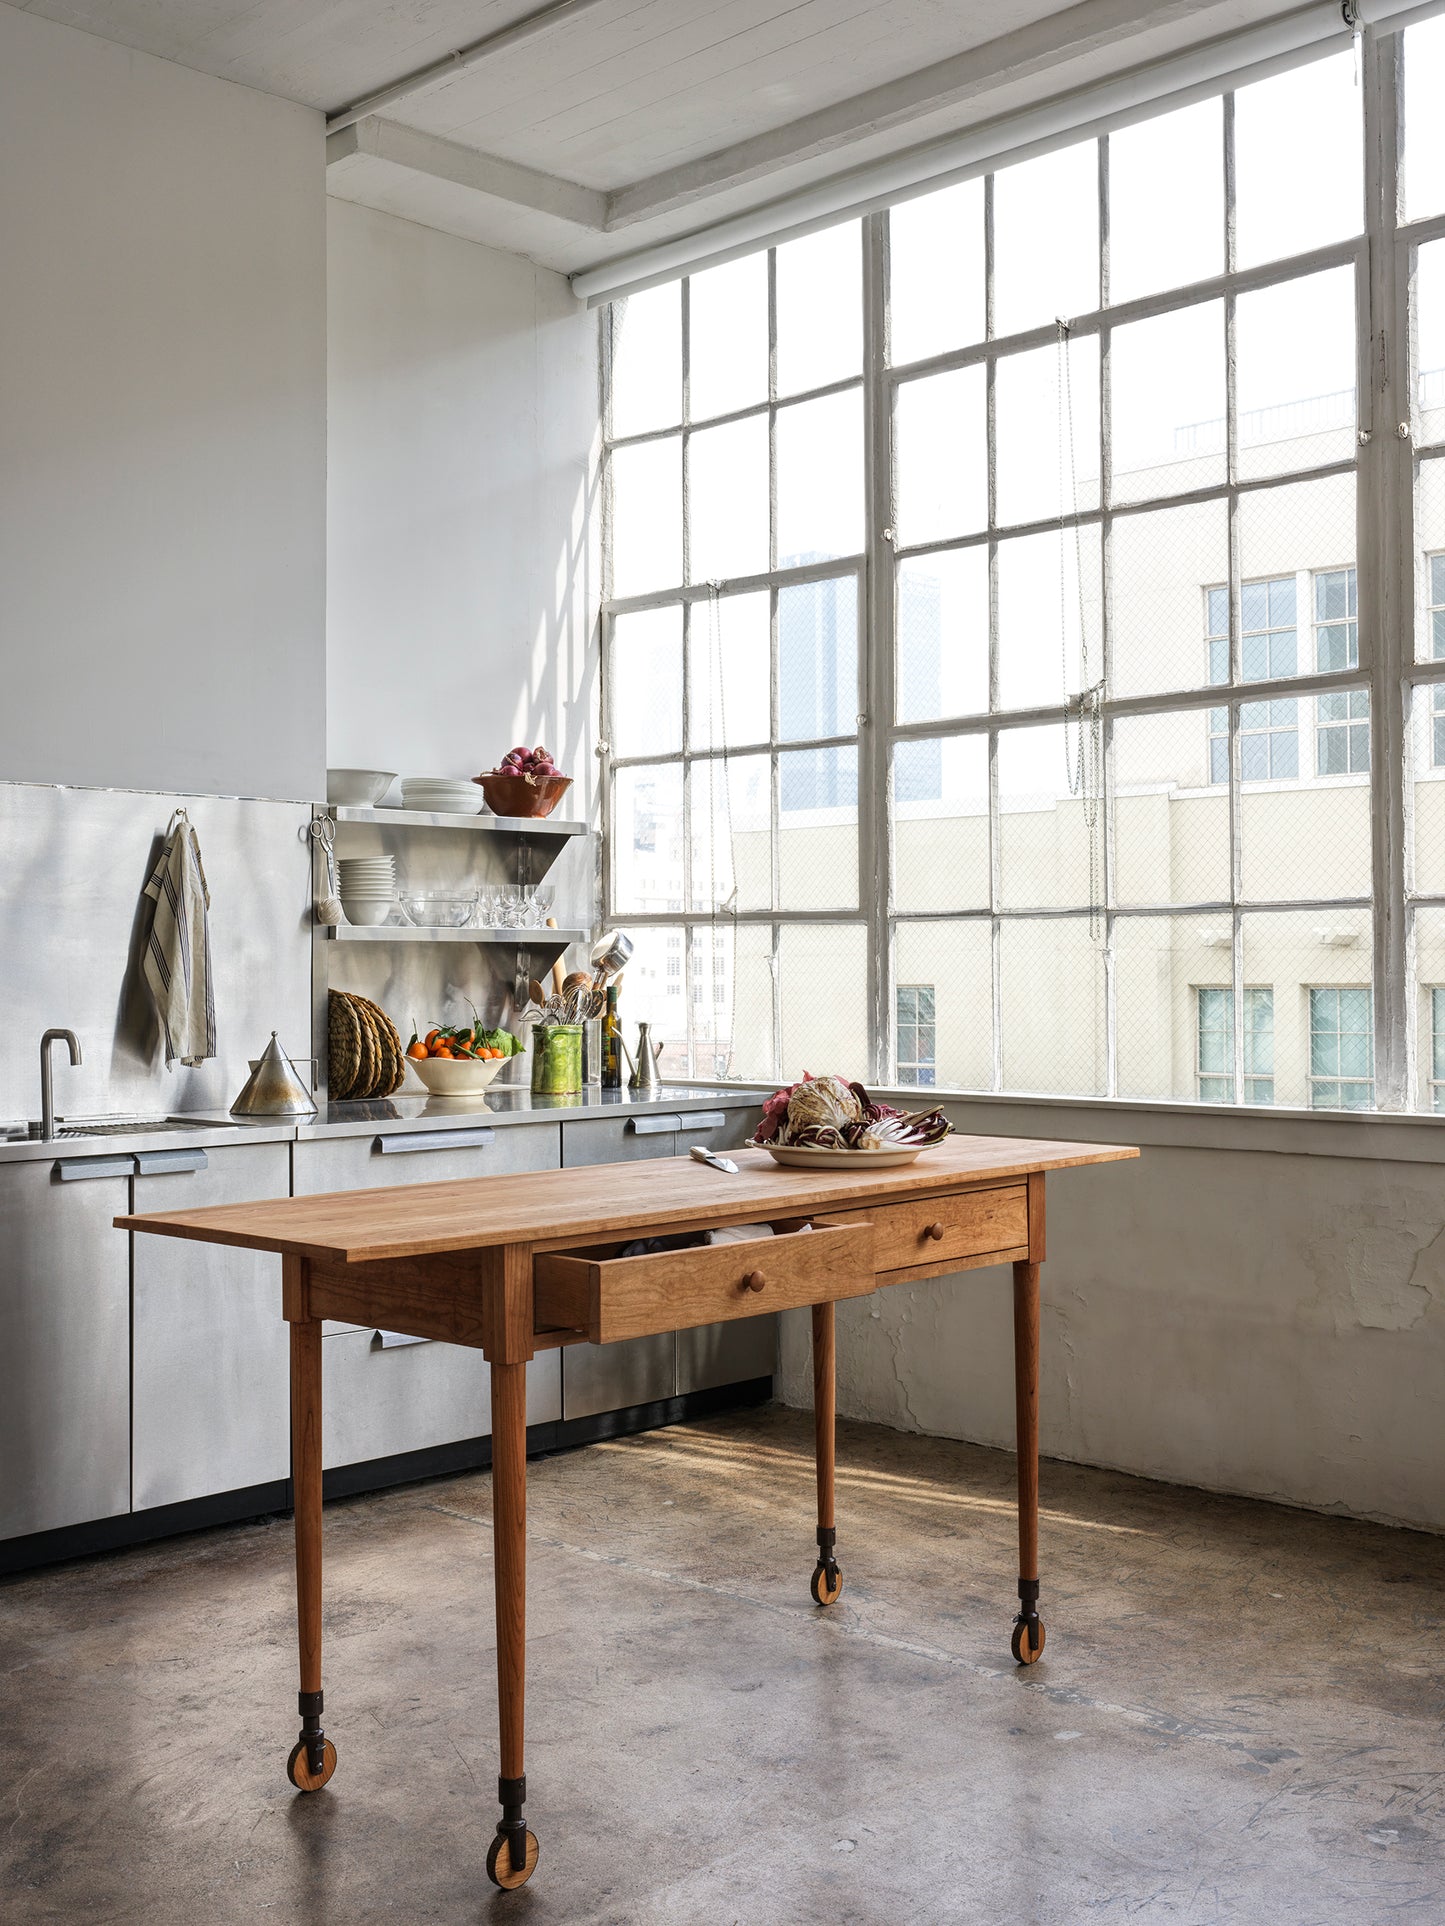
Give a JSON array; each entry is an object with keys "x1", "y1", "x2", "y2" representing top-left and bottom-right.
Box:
[
  {"x1": 862, "y1": 209, "x2": 894, "y2": 1088},
  {"x1": 1363, "y1": 24, "x2": 1411, "y2": 1109}
]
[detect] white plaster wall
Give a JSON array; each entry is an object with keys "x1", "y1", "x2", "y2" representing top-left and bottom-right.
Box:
[
  {"x1": 776, "y1": 1100, "x2": 1445, "y2": 1534},
  {"x1": 0, "y1": 7, "x2": 326, "y2": 803},
  {"x1": 325, "y1": 201, "x2": 599, "y2": 811}
]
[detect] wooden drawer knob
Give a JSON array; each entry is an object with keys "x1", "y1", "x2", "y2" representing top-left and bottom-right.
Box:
[
  {"x1": 924, "y1": 1222, "x2": 946, "y2": 1241},
  {"x1": 741, "y1": 1270, "x2": 767, "y2": 1293}
]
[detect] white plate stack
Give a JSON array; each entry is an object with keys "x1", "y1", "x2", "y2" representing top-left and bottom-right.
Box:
[
  {"x1": 337, "y1": 855, "x2": 396, "y2": 926},
  {"x1": 399, "y1": 776, "x2": 485, "y2": 816}
]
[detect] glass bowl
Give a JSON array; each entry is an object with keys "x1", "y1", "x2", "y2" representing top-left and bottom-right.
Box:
[{"x1": 400, "y1": 894, "x2": 476, "y2": 928}]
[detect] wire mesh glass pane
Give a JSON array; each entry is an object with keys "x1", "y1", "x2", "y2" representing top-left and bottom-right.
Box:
[
  {"x1": 996, "y1": 523, "x2": 1102, "y2": 713},
  {"x1": 1235, "y1": 268, "x2": 1356, "y2": 483},
  {"x1": 778, "y1": 923, "x2": 866, "y2": 1078},
  {"x1": 997, "y1": 723, "x2": 1101, "y2": 910},
  {"x1": 1241, "y1": 910, "x2": 1372, "y2": 1108},
  {"x1": 775, "y1": 222, "x2": 861, "y2": 397},
  {"x1": 610, "y1": 606, "x2": 682, "y2": 759},
  {"x1": 778, "y1": 747, "x2": 857, "y2": 909},
  {"x1": 1404, "y1": 17, "x2": 1445, "y2": 223},
  {"x1": 888, "y1": 178, "x2": 985, "y2": 366},
  {"x1": 1108, "y1": 99, "x2": 1223, "y2": 304},
  {"x1": 620, "y1": 925, "x2": 691, "y2": 1076},
  {"x1": 995, "y1": 336, "x2": 1101, "y2": 528},
  {"x1": 1238, "y1": 681, "x2": 1370, "y2": 900},
  {"x1": 992, "y1": 142, "x2": 1099, "y2": 339},
  {"x1": 775, "y1": 390, "x2": 864, "y2": 565},
  {"x1": 1233, "y1": 51, "x2": 1362, "y2": 271},
  {"x1": 689, "y1": 923, "x2": 775, "y2": 1081},
  {"x1": 610, "y1": 438, "x2": 682, "y2": 597},
  {"x1": 1115, "y1": 917, "x2": 1241, "y2": 1103},
  {"x1": 999, "y1": 918, "x2": 1106, "y2": 1096},
  {"x1": 1408, "y1": 520, "x2": 1445, "y2": 887},
  {"x1": 609, "y1": 282, "x2": 681, "y2": 437},
  {"x1": 1112, "y1": 710, "x2": 1229, "y2": 905},
  {"x1": 1414, "y1": 241, "x2": 1445, "y2": 449},
  {"x1": 1415, "y1": 459, "x2": 1445, "y2": 670},
  {"x1": 894, "y1": 921, "x2": 992, "y2": 1088},
  {"x1": 688, "y1": 414, "x2": 769, "y2": 582},
  {"x1": 1110, "y1": 301, "x2": 1226, "y2": 505},
  {"x1": 689, "y1": 753, "x2": 771, "y2": 913},
  {"x1": 689, "y1": 588, "x2": 770, "y2": 751},
  {"x1": 612, "y1": 765, "x2": 684, "y2": 912},
  {"x1": 897, "y1": 548, "x2": 989, "y2": 722},
  {"x1": 1235, "y1": 476, "x2": 1356, "y2": 670},
  {"x1": 893, "y1": 734, "x2": 990, "y2": 913},
  {"x1": 894, "y1": 366, "x2": 987, "y2": 545},
  {"x1": 688, "y1": 252, "x2": 768, "y2": 422},
  {"x1": 1412, "y1": 908, "x2": 1445, "y2": 1109},
  {"x1": 779, "y1": 575, "x2": 857, "y2": 741},
  {"x1": 1110, "y1": 497, "x2": 1229, "y2": 699}
]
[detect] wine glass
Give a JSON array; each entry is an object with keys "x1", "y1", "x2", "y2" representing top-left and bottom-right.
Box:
[{"x1": 531, "y1": 883, "x2": 554, "y2": 927}]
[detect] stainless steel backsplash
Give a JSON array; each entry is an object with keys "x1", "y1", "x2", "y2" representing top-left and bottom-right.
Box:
[{"x1": 0, "y1": 782, "x2": 312, "y2": 1123}]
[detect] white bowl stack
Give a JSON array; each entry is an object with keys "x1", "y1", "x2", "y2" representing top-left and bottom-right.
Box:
[
  {"x1": 337, "y1": 855, "x2": 397, "y2": 926},
  {"x1": 399, "y1": 776, "x2": 485, "y2": 816}
]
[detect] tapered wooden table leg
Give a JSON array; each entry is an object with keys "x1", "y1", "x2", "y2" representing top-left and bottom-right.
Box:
[
  {"x1": 287, "y1": 1316, "x2": 336, "y2": 1789},
  {"x1": 486, "y1": 1359, "x2": 539, "y2": 1890},
  {"x1": 810, "y1": 1302, "x2": 842, "y2": 1606},
  {"x1": 1011, "y1": 1259, "x2": 1045, "y2": 1665}
]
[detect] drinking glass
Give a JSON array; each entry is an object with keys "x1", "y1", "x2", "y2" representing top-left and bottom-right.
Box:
[{"x1": 531, "y1": 883, "x2": 555, "y2": 925}]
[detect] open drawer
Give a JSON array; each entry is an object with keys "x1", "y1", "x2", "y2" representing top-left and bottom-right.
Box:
[{"x1": 534, "y1": 1221, "x2": 876, "y2": 1344}]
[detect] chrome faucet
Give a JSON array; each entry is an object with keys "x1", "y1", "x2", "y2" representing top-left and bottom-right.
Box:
[{"x1": 39, "y1": 1029, "x2": 82, "y2": 1141}]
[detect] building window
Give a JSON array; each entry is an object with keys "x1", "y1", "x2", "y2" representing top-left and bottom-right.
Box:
[
  {"x1": 1313, "y1": 567, "x2": 1369, "y2": 773},
  {"x1": 896, "y1": 985, "x2": 936, "y2": 1086},
  {"x1": 1309, "y1": 987, "x2": 1374, "y2": 1109},
  {"x1": 1431, "y1": 988, "x2": 1445, "y2": 1112},
  {"x1": 1429, "y1": 554, "x2": 1445, "y2": 765},
  {"x1": 1196, "y1": 988, "x2": 1274, "y2": 1105},
  {"x1": 1207, "y1": 577, "x2": 1298, "y2": 783}
]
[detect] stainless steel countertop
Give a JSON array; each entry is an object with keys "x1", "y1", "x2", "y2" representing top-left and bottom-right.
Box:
[{"x1": 0, "y1": 1086, "x2": 758, "y2": 1163}]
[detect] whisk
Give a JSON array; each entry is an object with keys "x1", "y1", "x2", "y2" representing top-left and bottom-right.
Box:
[{"x1": 310, "y1": 816, "x2": 343, "y2": 926}]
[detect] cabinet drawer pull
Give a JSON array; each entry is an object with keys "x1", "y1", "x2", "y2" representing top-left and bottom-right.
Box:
[
  {"x1": 924, "y1": 1222, "x2": 946, "y2": 1241},
  {"x1": 741, "y1": 1270, "x2": 767, "y2": 1293},
  {"x1": 627, "y1": 1113, "x2": 682, "y2": 1135},
  {"x1": 690, "y1": 1112, "x2": 728, "y2": 1130},
  {"x1": 136, "y1": 1149, "x2": 208, "y2": 1175},
  {"x1": 375, "y1": 1128, "x2": 495, "y2": 1154},
  {"x1": 54, "y1": 1154, "x2": 134, "y2": 1182}
]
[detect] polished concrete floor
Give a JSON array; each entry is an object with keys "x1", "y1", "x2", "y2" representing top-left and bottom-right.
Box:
[{"x1": 2, "y1": 1405, "x2": 1443, "y2": 1925}]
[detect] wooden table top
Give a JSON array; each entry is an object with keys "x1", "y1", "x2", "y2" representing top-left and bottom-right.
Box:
[{"x1": 116, "y1": 1136, "x2": 1137, "y2": 1266}]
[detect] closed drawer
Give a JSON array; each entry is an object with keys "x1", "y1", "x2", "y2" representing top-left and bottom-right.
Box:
[
  {"x1": 824, "y1": 1184, "x2": 1027, "y2": 1273},
  {"x1": 535, "y1": 1221, "x2": 874, "y2": 1345}
]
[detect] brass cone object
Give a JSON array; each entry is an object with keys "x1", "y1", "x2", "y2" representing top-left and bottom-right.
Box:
[{"x1": 230, "y1": 1032, "x2": 317, "y2": 1117}]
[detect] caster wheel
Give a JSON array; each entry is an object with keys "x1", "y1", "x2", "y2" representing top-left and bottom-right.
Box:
[
  {"x1": 810, "y1": 1562, "x2": 843, "y2": 1607},
  {"x1": 486, "y1": 1829, "x2": 540, "y2": 1891},
  {"x1": 1011, "y1": 1617, "x2": 1046, "y2": 1666},
  {"x1": 286, "y1": 1737, "x2": 337, "y2": 1791}
]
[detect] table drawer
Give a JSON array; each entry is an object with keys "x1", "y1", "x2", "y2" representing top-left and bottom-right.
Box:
[
  {"x1": 823, "y1": 1184, "x2": 1028, "y2": 1273},
  {"x1": 535, "y1": 1221, "x2": 875, "y2": 1344}
]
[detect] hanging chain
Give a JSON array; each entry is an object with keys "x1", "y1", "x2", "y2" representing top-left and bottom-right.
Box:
[{"x1": 1057, "y1": 317, "x2": 1105, "y2": 939}]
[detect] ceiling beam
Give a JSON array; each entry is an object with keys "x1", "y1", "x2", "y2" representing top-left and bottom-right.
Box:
[
  {"x1": 326, "y1": 119, "x2": 606, "y2": 232},
  {"x1": 605, "y1": 0, "x2": 1213, "y2": 227}
]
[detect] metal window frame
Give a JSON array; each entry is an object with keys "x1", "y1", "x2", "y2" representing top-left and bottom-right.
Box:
[{"x1": 599, "y1": 21, "x2": 1445, "y2": 1113}]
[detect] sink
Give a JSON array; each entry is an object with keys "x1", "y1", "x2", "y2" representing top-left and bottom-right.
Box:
[{"x1": 29, "y1": 1116, "x2": 220, "y2": 1140}]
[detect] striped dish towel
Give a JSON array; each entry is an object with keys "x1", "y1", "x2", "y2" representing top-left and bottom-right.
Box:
[{"x1": 142, "y1": 811, "x2": 216, "y2": 1066}]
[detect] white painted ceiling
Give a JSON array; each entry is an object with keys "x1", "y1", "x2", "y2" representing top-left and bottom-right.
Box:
[{"x1": 7, "y1": 0, "x2": 1310, "y2": 279}]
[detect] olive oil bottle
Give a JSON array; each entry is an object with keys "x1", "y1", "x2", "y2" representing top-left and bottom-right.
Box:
[{"x1": 601, "y1": 981, "x2": 623, "y2": 1088}]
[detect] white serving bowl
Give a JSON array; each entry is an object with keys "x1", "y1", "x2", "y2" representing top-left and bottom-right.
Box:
[
  {"x1": 340, "y1": 896, "x2": 395, "y2": 926},
  {"x1": 327, "y1": 768, "x2": 397, "y2": 806},
  {"x1": 407, "y1": 1052, "x2": 508, "y2": 1095}
]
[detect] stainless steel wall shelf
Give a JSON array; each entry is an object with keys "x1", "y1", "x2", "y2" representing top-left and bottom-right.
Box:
[
  {"x1": 332, "y1": 805, "x2": 585, "y2": 837},
  {"x1": 326, "y1": 925, "x2": 587, "y2": 945}
]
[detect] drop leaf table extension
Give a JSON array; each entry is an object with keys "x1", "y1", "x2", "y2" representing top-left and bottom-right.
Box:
[{"x1": 118, "y1": 1133, "x2": 1136, "y2": 1892}]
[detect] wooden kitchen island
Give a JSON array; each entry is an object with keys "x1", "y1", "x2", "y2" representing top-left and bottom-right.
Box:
[{"x1": 119, "y1": 1133, "x2": 1136, "y2": 1891}]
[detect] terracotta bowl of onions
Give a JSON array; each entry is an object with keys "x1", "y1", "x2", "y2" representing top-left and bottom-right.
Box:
[{"x1": 473, "y1": 746, "x2": 573, "y2": 819}]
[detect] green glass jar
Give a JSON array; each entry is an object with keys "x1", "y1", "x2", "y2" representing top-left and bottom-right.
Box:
[{"x1": 531, "y1": 1023, "x2": 583, "y2": 1095}]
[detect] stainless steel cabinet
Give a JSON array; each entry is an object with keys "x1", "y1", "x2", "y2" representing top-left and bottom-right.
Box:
[
  {"x1": 295, "y1": 1123, "x2": 562, "y2": 1465},
  {"x1": 131, "y1": 1142, "x2": 291, "y2": 1510},
  {"x1": 559, "y1": 1117, "x2": 678, "y2": 1420},
  {"x1": 0, "y1": 1156, "x2": 131, "y2": 1538}
]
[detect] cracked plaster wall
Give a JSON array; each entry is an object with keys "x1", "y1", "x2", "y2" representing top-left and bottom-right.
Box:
[{"x1": 776, "y1": 1127, "x2": 1445, "y2": 1533}]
